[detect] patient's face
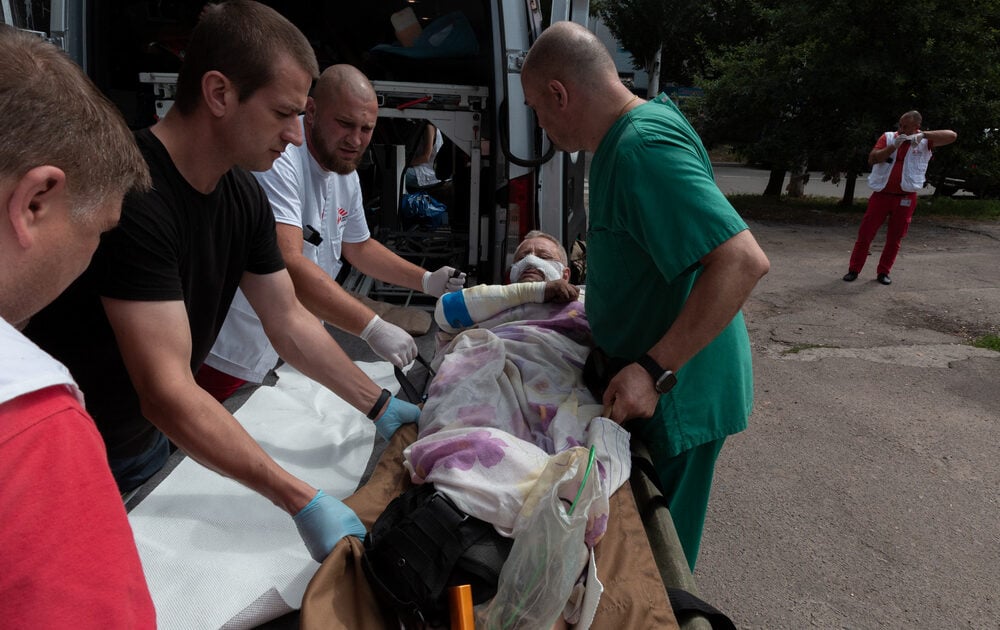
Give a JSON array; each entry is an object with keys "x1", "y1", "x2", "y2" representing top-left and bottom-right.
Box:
[{"x1": 512, "y1": 237, "x2": 569, "y2": 282}]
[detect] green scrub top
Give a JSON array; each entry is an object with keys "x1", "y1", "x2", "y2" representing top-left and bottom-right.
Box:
[{"x1": 586, "y1": 93, "x2": 754, "y2": 457}]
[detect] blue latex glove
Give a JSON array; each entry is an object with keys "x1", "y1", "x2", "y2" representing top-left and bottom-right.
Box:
[
  {"x1": 373, "y1": 396, "x2": 420, "y2": 441},
  {"x1": 292, "y1": 490, "x2": 366, "y2": 563}
]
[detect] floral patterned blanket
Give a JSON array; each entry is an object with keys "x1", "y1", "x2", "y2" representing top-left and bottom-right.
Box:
[{"x1": 402, "y1": 298, "x2": 631, "y2": 544}]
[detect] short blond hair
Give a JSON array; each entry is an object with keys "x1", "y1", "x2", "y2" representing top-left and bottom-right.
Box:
[
  {"x1": 0, "y1": 25, "x2": 150, "y2": 215},
  {"x1": 520, "y1": 230, "x2": 568, "y2": 264}
]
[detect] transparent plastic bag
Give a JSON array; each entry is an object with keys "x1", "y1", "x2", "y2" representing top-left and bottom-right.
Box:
[{"x1": 478, "y1": 446, "x2": 599, "y2": 630}]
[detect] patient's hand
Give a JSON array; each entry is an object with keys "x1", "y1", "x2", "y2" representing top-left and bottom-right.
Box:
[{"x1": 544, "y1": 279, "x2": 579, "y2": 303}]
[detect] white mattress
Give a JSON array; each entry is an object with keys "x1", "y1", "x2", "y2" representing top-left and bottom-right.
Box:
[{"x1": 128, "y1": 361, "x2": 397, "y2": 629}]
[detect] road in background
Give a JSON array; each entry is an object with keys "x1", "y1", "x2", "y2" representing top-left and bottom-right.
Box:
[
  {"x1": 713, "y1": 163, "x2": 937, "y2": 200},
  {"x1": 582, "y1": 158, "x2": 934, "y2": 207}
]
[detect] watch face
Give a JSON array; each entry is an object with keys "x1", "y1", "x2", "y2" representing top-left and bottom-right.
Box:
[
  {"x1": 655, "y1": 371, "x2": 677, "y2": 394},
  {"x1": 638, "y1": 354, "x2": 675, "y2": 394}
]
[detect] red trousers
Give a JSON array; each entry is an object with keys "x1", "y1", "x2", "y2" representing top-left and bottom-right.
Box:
[
  {"x1": 194, "y1": 363, "x2": 247, "y2": 403},
  {"x1": 849, "y1": 190, "x2": 918, "y2": 276}
]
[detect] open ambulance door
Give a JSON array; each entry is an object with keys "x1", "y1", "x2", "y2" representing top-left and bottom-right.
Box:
[
  {"x1": 1, "y1": 0, "x2": 87, "y2": 65},
  {"x1": 491, "y1": 0, "x2": 590, "y2": 283}
]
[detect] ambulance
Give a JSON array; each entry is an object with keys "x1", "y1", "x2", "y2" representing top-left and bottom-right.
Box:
[{"x1": 3, "y1": 0, "x2": 591, "y2": 287}]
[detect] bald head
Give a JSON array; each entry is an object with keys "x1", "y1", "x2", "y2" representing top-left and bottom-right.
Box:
[
  {"x1": 521, "y1": 21, "x2": 619, "y2": 92},
  {"x1": 902, "y1": 110, "x2": 922, "y2": 126},
  {"x1": 314, "y1": 64, "x2": 376, "y2": 107},
  {"x1": 520, "y1": 22, "x2": 635, "y2": 154},
  {"x1": 305, "y1": 64, "x2": 378, "y2": 174}
]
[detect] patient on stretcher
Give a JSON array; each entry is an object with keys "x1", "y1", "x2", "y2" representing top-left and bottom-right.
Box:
[{"x1": 391, "y1": 232, "x2": 632, "y2": 627}]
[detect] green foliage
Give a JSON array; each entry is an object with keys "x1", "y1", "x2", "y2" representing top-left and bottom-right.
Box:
[
  {"x1": 695, "y1": 0, "x2": 1000, "y2": 190},
  {"x1": 726, "y1": 193, "x2": 1000, "y2": 221},
  {"x1": 592, "y1": 0, "x2": 758, "y2": 87},
  {"x1": 971, "y1": 335, "x2": 1000, "y2": 352}
]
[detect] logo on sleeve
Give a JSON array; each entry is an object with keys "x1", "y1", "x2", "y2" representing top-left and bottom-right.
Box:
[{"x1": 337, "y1": 207, "x2": 348, "y2": 225}]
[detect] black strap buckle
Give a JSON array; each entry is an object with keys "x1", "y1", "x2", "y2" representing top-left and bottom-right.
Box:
[{"x1": 394, "y1": 354, "x2": 435, "y2": 404}]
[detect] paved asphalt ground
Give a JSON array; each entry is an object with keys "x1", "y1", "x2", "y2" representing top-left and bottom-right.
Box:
[{"x1": 692, "y1": 176, "x2": 1000, "y2": 629}]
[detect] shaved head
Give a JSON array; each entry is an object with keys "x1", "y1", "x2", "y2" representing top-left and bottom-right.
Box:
[
  {"x1": 306, "y1": 64, "x2": 378, "y2": 174},
  {"x1": 314, "y1": 64, "x2": 376, "y2": 107},
  {"x1": 520, "y1": 21, "x2": 635, "y2": 153},
  {"x1": 901, "y1": 110, "x2": 922, "y2": 126},
  {"x1": 521, "y1": 21, "x2": 618, "y2": 92}
]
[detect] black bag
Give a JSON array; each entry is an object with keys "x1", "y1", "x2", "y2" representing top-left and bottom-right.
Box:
[{"x1": 361, "y1": 483, "x2": 513, "y2": 628}]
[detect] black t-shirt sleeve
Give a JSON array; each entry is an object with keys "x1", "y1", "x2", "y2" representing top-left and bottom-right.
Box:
[
  {"x1": 243, "y1": 176, "x2": 286, "y2": 276},
  {"x1": 93, "y1": 189, "x2": 185, "y2": 301}
]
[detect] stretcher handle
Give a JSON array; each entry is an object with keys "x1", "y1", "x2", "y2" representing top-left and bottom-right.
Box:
[{"x1": 448, "y1": 584, "x2": 475, "y2": 629}]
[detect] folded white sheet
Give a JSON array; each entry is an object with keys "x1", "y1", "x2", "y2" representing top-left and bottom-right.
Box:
[{"x1": 128, "y1": 361, "x2": 396, "y2": 630}]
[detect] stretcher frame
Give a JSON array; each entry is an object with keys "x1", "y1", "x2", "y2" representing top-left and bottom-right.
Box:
[
  {"x1": 628, "y1": 439, "x2": 713, "y2": 630},
  {"x1": 294, "y1": 423, "x2": 713, "y2": 630},
  {"x1": 125, "y1": 344, "x2": 715, "y2": 629}
]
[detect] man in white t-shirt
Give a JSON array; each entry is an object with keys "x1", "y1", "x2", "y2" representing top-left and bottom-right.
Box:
[{"x1": 198, "y1": 64, "x2": 465, "y2": 400}]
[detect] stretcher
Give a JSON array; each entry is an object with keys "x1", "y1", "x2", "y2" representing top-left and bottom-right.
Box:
[
  {"x1": 299, "y1": 423, "x2": 714, "y2": 630},
  {"x1": 126, "y1": 359, "x2": 716, "y2": 630}
]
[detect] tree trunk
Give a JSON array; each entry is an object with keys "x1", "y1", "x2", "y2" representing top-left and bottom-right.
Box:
[
  {"x1": 763, "y1": 168, "x2": 785, "y2": 196},
  {"x1": 646, "y1": 46, "x2": 662, "y2": 99},
  {"x1": 840, "y1": 171, "x2": 858, "y2": 206},
  {"x1": 785, "y1": 160, "x2": 809, "y2": 198}
]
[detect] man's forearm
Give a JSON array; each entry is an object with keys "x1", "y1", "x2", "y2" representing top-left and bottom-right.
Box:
[
  {"x1": 869, "y1": 143, "x2": 894, "y2": 165},
  {"x1": 343, "y1": 239, "x2": 427, "y2": 292},
  {"x1": 265, "y1": 302, "x2": 385, "y2": 413},
  {"x1": 141, "y1": 383, "x2": 316, "y2": 514},
  {"x1": 435, "y1": 282, "x2": 546, "y2": 332},
  {"x1": 285, "y1": 254, "x2": 376, "y2": 336},
  {"x1": 923, "y1": 129, "x2": 958, "y2": 147}
]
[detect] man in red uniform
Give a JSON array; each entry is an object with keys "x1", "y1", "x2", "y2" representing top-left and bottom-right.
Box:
[
  {"x1": 0, "y1": 25, "x2": 155, "y2": 628},
  {"x1": 843, "y1": 110, "x2": 957, "y2": 285}
]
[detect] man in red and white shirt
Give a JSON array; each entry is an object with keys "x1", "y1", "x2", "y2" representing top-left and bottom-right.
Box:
[
  {"x1": 0, "y1": 25, "x2": 155, "y2": 628},
  {"x1": 843, "y1": 110, "x2": 957, "y2": 285},
  {"x1": 197, "y1": 64, "x2": 465, "y2": 401}
]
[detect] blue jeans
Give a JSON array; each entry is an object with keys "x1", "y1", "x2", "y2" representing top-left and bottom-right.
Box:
[{"x1": 110, "y1": 430, "x2": 171, "y2": 493}]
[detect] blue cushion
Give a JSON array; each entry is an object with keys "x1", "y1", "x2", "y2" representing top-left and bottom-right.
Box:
[{"x1": 371, "y1": 12, "x2": 479, "y2": 59}]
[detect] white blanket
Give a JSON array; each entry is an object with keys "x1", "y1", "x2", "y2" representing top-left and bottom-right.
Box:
[
  {"x1": 406, "y1": 300, "x2": 631, "y2": 540},
  {"x1": 128, "y1": 361, "x2": 396, "y2": 630},
  {"x1": 402, "y1": 300, "x2": 631, "y2": 628}
]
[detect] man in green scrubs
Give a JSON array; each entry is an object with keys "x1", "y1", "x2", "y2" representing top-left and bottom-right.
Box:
[{"x1": 521, "y1": 21, "x2": 770, "y2": 570}]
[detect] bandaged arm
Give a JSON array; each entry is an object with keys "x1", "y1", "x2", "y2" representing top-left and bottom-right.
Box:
[{"x1": 435, "y1": 282, "x2": 546, "y2": 333}]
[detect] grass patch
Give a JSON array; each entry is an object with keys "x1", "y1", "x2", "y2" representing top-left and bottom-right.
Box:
[
  {"x1": 728, "y1": 194, "x2": 864, "y2": 224},
  {"x1": 971, "y1": 334, "x2": 1000, "y2": 352},
  {"x1": 918, "y1": 197, "x2": 1000, "y2": 220},
  {"x1": 728, "y1": 193, "x2": 1000, "y2": 222},
  {"x1": 729, "y1": 194, "x2": 866, "y2": 214}
]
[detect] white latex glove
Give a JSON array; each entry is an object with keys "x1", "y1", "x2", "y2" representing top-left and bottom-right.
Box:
[
  {"x1": 909, "y1": 132, "x2": 925, "y2": 145},
  {"x1": 359, "y1": 315, "x2": 417, "y2": 367},
  {"x1": 422, "y1": 266, "x2": 467, "y2": 297},
  {"x1": 892, "y1": 133, "x2": 909, "y2": 147}
]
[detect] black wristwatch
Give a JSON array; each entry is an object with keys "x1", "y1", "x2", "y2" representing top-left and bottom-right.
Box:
[{"x1": 636, "y1": 354, "x2": 677, "y2": 394}]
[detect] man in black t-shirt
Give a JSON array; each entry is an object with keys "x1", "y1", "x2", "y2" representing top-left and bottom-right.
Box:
[{"x1": 25, "y1": 0, "x2": 418, "y2": 564}]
